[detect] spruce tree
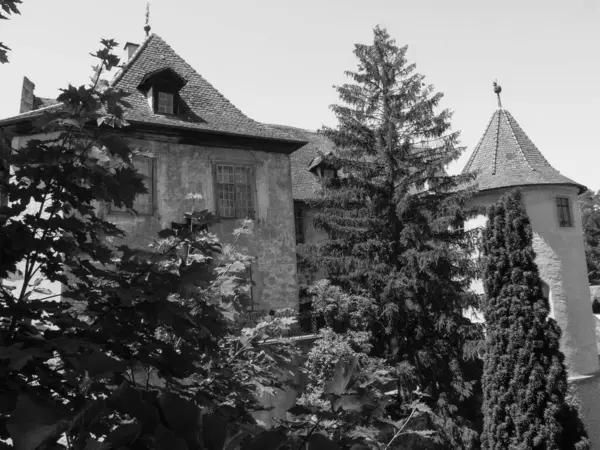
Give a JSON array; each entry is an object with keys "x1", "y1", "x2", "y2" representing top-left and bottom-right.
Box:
[
  {"x1": 302, "y1": 26, "x2": 484, "y2": 447},
  {"x1": 480, "y1": 189, "x2": 590, "y2": 450}
]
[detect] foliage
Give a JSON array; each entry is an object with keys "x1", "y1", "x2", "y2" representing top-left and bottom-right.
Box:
[
  {"x1": 480, "y1": 189, "x2": 590, "y2": 450},
  {"x1": 0, "y1": 37, "x2": 421, "y2": 450},
  {"x1": 579, "y1": 189, "x2": 600, "y2": 286},
  {"x1": 285, "y1": 355, "x2": 436, "y2": 450},
  {"x1": 305, "y1": 280, "x2": 378, "y2": 332},
  {"x1": 0, "y1": 0, "x2": 22, "y2": 63},
  {"x1": 298, "y1": 25, "x2": 484, "y2": 448},
  {"x1": 0, "y1": 39, "x2": 299, "y2": 450}
]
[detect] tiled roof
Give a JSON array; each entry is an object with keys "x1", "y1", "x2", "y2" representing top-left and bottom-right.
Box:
[
  {"x1": 462, "y1": 108, "x2": 585, "y2": 194},
  {"x1": 0, "y1": 34, "x2": 306, "y2": 146},
  {"x1": 267, "y1": 124, "x2": 335, "y2": 201},
  {"x1": 34, "y1": 97, "x2": 60, "y2": 109},
  {"x1": 109, "y1": 34, "x2": 299, "y2": 142}
]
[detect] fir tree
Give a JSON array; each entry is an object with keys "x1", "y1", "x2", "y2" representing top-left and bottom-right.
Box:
[
  {"x1": 480, "y1": 189, "x2": 590, "y2": 450},
  {"x1": 301, "y1": 26, "x2": 484, "y2": 447}
]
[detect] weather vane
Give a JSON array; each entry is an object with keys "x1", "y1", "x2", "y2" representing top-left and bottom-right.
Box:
[
  {"x1": 493, "y1": 79, "x2": 503, "y2": 109},
  {"x1": 144, "y1": 1, "x2": 151, "y2": 36}
]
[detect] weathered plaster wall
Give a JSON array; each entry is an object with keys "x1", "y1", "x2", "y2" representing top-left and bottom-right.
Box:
[
  {"x1": 100, "y1": 138, "x2": 298, "y2": 311},
  {"x1": 467, "y1": 185, "x2": 599, "y2": 378}
]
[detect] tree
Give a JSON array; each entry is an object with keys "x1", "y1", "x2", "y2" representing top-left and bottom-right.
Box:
[
  {"x1": 299, "y1": 26, "x2": 484, "y2": 448},
  {"x1": 480, "y1": 189, "x2": 590, "y2": 450},
  {"x1": 579, "y1": 189, "x2": 600, "y2": 286},
  {"x1": 0, "y1": 0, "x2": 22, "y2": 63}
]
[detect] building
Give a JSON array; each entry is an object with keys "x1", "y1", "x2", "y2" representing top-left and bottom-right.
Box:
[
  {"x1": 462, "y1": 93, "x2": 600, "y2": 447},
  {"x1": 0, "y1": 33, "x2": 309, "y2": 312}
]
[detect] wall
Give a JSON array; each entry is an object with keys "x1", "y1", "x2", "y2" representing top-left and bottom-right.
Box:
[
  {"x1": 466, "y1": 185, "x2": 599, "y2": 378},
  {"x1": 99, "y1": 138, "x2": 298, "y2": 311}
]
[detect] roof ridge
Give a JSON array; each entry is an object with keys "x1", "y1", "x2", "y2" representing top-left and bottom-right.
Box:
[
  {"x1": 463, "y1": 110, "x2": 498, "y2": 174},
  {"x1": 502, "y1": 109, "x2": 534, "y2": 171},
  {"x1": 267, "y1": 123, "x2": 319, "y2": 134},
  {"x1": 492, "y1": 109, "x2": 500, "y2": 174}
]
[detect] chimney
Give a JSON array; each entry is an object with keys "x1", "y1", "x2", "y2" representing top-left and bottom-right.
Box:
[
  {"x1": 19, "y1": 76, "x2": 35, "y2": 113},
  {"x1": 124, "y1": 42, "x2": 140, "y2": 61}
]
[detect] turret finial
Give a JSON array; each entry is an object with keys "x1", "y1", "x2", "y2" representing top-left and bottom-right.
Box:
[
  {"x1": 493, "y1": 80, "x2": 503, "y2": 109},
  {"x1": 144, "y1": 1, "x2": 151, "y2": 36}
]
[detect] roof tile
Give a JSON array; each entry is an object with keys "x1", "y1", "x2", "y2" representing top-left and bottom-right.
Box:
[{"x1": 462, "y1": 109, "x2": 585, "y2": 194}]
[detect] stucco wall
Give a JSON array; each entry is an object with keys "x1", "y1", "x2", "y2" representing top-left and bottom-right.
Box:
[
  {"x1": 99, "y1": 138, "x2": 298, "y2": 311},
  {"x1": 467, "y1": 185, "x2": 599, "y2": 378}
]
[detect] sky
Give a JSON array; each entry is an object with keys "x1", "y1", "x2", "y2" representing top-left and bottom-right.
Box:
[{"x1": 1, "y1": 0, "x2": 599, "y2": 188}]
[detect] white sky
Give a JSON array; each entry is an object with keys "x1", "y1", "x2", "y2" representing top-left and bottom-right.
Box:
[{"x1": 1, "y1": 0, "x2": 599, "y2": 189}]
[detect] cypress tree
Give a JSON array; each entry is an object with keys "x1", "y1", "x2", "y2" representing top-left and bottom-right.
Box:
[
  {"x1": 480, "y1": 189, "x2": 590, "y2": 450},
  {"x1": 301, "y1": 26, "x2": 484, "y2": 447}
]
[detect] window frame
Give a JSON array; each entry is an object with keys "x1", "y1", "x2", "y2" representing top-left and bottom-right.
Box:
[
  {"x1": 157, "y1": 91, "x2": 175, "y2": 115},
  {"x1": 555, "y1": 196, "x2": 574, "y2": 228},
  {"x1": 108, "y1": 156, "x2": 156, "y2": 216},
  {"x1": 213, "y1": 162, "x2": 256, "y2": 220}
]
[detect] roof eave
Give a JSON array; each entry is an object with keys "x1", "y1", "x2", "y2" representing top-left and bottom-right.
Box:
[
  {"x1": 115, "y1": 119, "x2": 310, "y2": 154},
  {"x1": 0, "y1": 113, "x2": 309, "y2": 152},
  {"x1": 475, "y1": 181, "x2": 587, "y2": 196},
  {"x1": 0, "y1": 105, "x2": 62, "y2": 129}
]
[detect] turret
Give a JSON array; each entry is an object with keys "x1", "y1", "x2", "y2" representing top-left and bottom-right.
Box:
[{"x1": 464, "y1": 83, "x2": 600, "y2": 445}]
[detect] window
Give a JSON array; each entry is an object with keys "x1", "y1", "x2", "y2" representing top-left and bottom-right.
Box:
[
  {"x1": 323, "y1": 169, "x2": 335, "y2": 180},
  {"x1": 556, "y1": 197, "x2": 573, "y2": 227},
  {"x1": 157, "y1": 92, "x2": 174, "y2": 114},
  {"x1": 294, "y1": 203, "x2": 304, "y2": 244},
  {"x1": 109, "y1": 157, "x2": 154, "y2": 215},
  {"x1": 215, "y1": 164, "x2": 254, "y2": 219},
  {"x1": 138, "y1": 68, "x2": 186, "y2": 116}
]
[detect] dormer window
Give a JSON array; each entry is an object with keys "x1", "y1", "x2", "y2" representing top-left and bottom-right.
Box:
[
  {"x1": 308, "y1": 152, "x2": 338, "y2": 185},
  {"x1": 157, "y1": 92, "x2": 174, "y2": 114},
  {"x1": 138, "y1": 68, "x2": 186, "y2": 116},
  {"x1": 323, "y1": 169, "x2": 335, "y2": 180}
]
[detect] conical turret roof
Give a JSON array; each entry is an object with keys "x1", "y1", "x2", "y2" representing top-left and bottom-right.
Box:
[{"x1": 462, "y1": 108, "x2": 585, "y2": 194}]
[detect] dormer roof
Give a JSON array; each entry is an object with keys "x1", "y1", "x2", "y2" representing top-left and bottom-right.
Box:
[
  {"x1": 137, "y1": 67, "x2": 187, "y2": 91},
  {"x1": 462, "y1": 108, "x2": 585, "y2": 194}
]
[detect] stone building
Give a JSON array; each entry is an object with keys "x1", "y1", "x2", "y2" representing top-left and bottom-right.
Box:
[
  {"x1": 0, "y1": 33, "x2": 309, "y2": 311},
  {"x1": 462, "y1": 97, "x2": 600, "y2": 447}
]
